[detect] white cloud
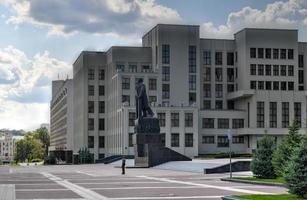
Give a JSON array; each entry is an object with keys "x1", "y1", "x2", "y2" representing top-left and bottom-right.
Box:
[
  {"x1": 0, "y1": 46, "x2": 71, "y2": 130},
  {"x1": 2, "y1": 0, "x2": 181, "y2": 37},
  {"x1": 200, "y1": 0, "x2": 307, "y2": 39}
]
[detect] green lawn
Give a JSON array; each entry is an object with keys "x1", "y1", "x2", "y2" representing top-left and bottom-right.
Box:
[
  {"x1": 233, "y1": 177, "x2": 285, "y2": 184},
  {"x1": 235, "y1": 194, "x2": 305, "y2": 200}
]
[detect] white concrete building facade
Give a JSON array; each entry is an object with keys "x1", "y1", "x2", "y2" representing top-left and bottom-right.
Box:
[
  {"x1": 51, "y1": 24, "x2": 307, "y2": 161},
  {"x1": 0, "y1": 133, "x2": 23, "y2": 163}
]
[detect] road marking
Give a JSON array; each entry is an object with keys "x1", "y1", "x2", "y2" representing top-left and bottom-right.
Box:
[
  {"x1": 14, "y1": 183, "x2": 58, "y2": 185},
  {"x1": 16, "y1": 188, "x2": 69, "y2": 191},
  {"x1": 109, "y1": 196, "x2": 223, "y2": 200},
  {"x1": 41, "y1": 172, "x2": 109, "y2": 200},
  {"x1": 90, "y1": 186, "x2": 201, "y2": 190},
  {"x1": 75, "y1": 170, "x2": 99, "y2": 177},
  {"x1": 137, "y1": 176, "x2": 272, "y2": 195},
  {"x1": 77, "y1": 181, "x2": 163, "y2": 185}
]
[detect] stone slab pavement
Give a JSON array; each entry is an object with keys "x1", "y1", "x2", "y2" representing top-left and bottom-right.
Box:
[{"x1": 0, "y1": 164, "x2": 287, "y2": 200}]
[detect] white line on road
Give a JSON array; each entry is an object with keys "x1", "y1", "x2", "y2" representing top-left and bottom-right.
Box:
[
  {"x1": 16, "y1": 188, "x2": 69, "y2": 191},
  {"x1": 137, "y1": 175, "x2": 272, "y2": 195},
  {"x1": 75, "y1": 170, "x2": 99, "y2": 177},
  {"x1": 109, "y1": 196, "x2": 223, "y2": 200},
  {"x1": 77, "y1": 181, "x2": 163, "y2": 185},
  {"x1": 90, "y1": 186, "x2": 201, "y2": 190},
  {"x1": 41, "y1": 172, "x2": 109, "y2": 200}
]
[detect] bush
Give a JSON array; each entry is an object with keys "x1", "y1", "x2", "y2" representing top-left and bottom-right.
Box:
[
  {"x1": 251, "y1": 134, "x2": 276, "y2": 179},
  {"x1": 272, "y1": 121, "x2": 301, "y2": 177},
  {"x1": 285, "y1": 136, "x2": 307, "y2": 197},
  {"x1": 44, "y1": 154, "x2": 56, "y2": 165},
  {"x1": 78, "y1": 147, "x2": 94, "y2": 164},
  {"x1": 31, "y1": 158, "x2": 43, "y2": 163}
]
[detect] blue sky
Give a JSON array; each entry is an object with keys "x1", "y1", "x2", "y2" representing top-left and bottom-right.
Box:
[{"x1": 0, "y1": 0, "x2": 306, "y2": 130}]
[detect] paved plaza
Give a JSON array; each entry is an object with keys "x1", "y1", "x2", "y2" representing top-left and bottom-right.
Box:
[{"x1": 0, "y1": 163, "x2": 287, "y2": 200}]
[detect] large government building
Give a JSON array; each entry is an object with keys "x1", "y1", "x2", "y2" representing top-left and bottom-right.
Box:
[{"x1": 50, "y1": 24, "x2": 307, "y2": 162}]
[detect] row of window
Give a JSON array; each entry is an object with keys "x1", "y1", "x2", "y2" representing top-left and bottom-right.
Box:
[
  {"x1": 88, "y1": 85, "x2": 105, "y2": 96},
  {"x1": 203, "y1": 51, "x2": 235, "y2": 66},
  {"x1": 257, "y1": 102, "x2": 301, "y2": 128},
  {"x1": 122, "y1": 77, "x2": 157, "y2": 90},
  {"x1": 203, "y1": 83, "x2": 235, "y2": 98},
  {"x1": 116, "y1": 64, "x2": 152, "y2": 73},
  {"x1": 88, "y1": 136, "x2": 105, "y2": 148},
  {"x1": 250, "y1": 48, "x2": 294, "y2": 60},
  {"x1": 88, "y1": 101, "x2": 105, "y2": 114},
  {"x1": 122, "y1": 95, "x2": 157, "y2": 105},
  {"x1": 203, "y1": 100, "x2": 234, "y2": 110},
  {"x1": 202, "y1": 135, "x2": 244, "y2": 146},
  {"x1": 88, "y1": 69, "x2": 105, "y2": 80},
  {"x1": 88, "y1": 118, "x2": 105, "y2": 131},
  {"x1": 250, "y1": 81, "x2": 294, "y2": 91},
  {"x1": 202, "y1": 118, "x2": 244, "y2": 129},
  {"x1": 250, "y1": 64, "x2": 294, "y2": 76},
  {"x1": 203, "y1": 67, "x2": 234, "y2": 82}
]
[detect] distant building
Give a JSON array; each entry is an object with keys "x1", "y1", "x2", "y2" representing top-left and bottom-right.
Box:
[
  {"x1": 0, "y1": 133, "x2": 24, "y2": 163},
  {"x1": 51, "y1": 24, "x2": 307, "y2": 163}
]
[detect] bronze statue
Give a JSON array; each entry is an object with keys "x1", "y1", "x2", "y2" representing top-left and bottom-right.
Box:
[{"x1": 135, "y1": 78, "x2": 154, "y2": 119}]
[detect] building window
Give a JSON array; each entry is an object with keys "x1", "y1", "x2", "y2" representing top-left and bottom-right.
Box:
[
  {"x1": 202, "y1": 136, "x2": 214, "y2": 144},
  {"x1": 273, "y1": 65, "x2": 279, "y2": 76},
  {"x1": 149, "y1": 79, "x2": 157, "y2": 90},
  {"x1": 99, "y1": 101, "x2": 105, "y2": 113},
  {"x1": 258, "y1": 81, "x2": 264, "y2": 90},
  {"x1": 288, "y1": 65, "x2": 294, "y2": 76},
  {"x1": 203, "y1": 118, "x2": 214, "y2": 128},
  {"x1": 189, "y1": 75, "x2": 196, "y2": 90},
  {"x1": 282, "y1": 102, "x2": 289, "y2": 128},
  {"x1": 161, "y1": 133, "x2": 165, "y2": 146},
  {"x1": 215, "y1": 84, "x2": 223, "y2": 98},
  {"x1": 185, "y1": 133, "x2": 193, "y2": 147},
  {"x1": 250, "y1": 48, "x2": 256, "y2": 58},
  {"x1": 299, "y1": 55, "x2": 304, "y2": 68},
  {"x1": 204, "y1": 67, "x2": 211, "y2": 81},
  {"x1": 99, "y1": 85, "x2": 104, "y2": 96},
  {"x1": 189, "y1": 93, "x2": 196, "y2": 105},
  {"x1": 299, "y1": 70, "x2": 304, "y2": 84},
  {"x1": 269, "y1": 102, "x2": 277, "y2": 128},
  {"x1": 99, "y1": 69, "x2": 104, "y2": 80},
  {"x1": 227, "y1": 68, "x2": 234, "y2": 82},
  {"x1": 122, "y1": 77, "x2": 130, "y2": 89},
  {"x1": 162, "y1": 66, "x2": 170, "y2": 81},
  {"x1": 189, "y1": 46, "x2": 197, "y2": 73},
  {"x1": 250, "y1": 64, "x2": 256, "y2": 75},
  {"x1": 280, "y1": 65, "x2": 287, "y2": 76},
  {"x1": 203, "y1": 100, "x2": 211, "y2": 109},
  {"x1": 218, "y1": 118, "x2": 229, "y2": 129},
  {"x1": 203, "y1": 50, "x2": 211, "y2": 65},
  {"x1": 281, "y1": 81, "x2": 287, "y2": 90},
  {"x1": 227, "y1": 52, "x2": 234, "y2": 65},
  {"x1": 273, "y1": 81, "x2": 279, "y2": 90},
  {"x1": 217, "y1": 136, "x2": 229, "y2": 147},
  {"x1": 265, "y1": 81, "x2": 272, "y2": 90},
  {"x1": 265, "y1": 48, "x2": 271, "y2": 59},
  {"x1": 88, "y1": 136, "x2": 94, "y2": 148},
  {"x1": 149, "y1": 96, "x2": 157, "y2": 104},
  {"x1": 288, "y1": 82, "x2": 294, "y2": 91},
  {"x1": 257, "y1": 102, "x2": 264, "y2": 128},
  {"x1": 129, "y1": 112, "x2": 136, "y2": 126},
  {"x1": 232, "y1": 119, "x2": 244, "y2": 129},
  {"x1": 171, "y1": 113, "x2": 179, "y2": 127},
  {"x1": 88, "y1": 118, "x2": 94, "y2": 130},
  {"x1": 141, "y1": 65, "x2": 151, "y2": 72},
  {"x1": 299, "y1": 85, "x2": 304, "y2": 91},
  {"x1": 99, "y1": 119, "x2": 105, "y2": 130},
  {"x1": 99, "y1": 136, "x2": 105, "y2": 148},
  {"x1": 258, "y1": 64, "x2": 264, "y2": 75},
  {"x1": 233, "y1": 136, "x2": 244, "y2": 144},
  {"x1": 88, "y1": 101, "x2": 94, "y2": 113},
  {"x1": 227, "y1": 84, "x2": 234, "y2": 92},
  {"x1": 288, "y1": 49, "x2": 294, "y2": 59},
  {"x1": 215, "y1": 68, "x2": 223, "y2": 82},
  {"x1": 294, "y1": 102, "x2": 301, "y2": 127},
  {"x1": 88, "y1": 85, "x2": 94, "y2": 96},
  {"x1": 122, "y1": 95, "x2": 130, "y2": 104},
  {"x1": 215, "y1": 100, "x2": 223, "y2": 109},
  {"x1": 215, "y1": 52, "x2": 223, "y2": 65},
  {"x1": 280, "y1": 49, "x2": 286, "y2": 59},
  {"x1": 157, "y1": 113, "x2": 166, "y2": 127},
  {"x1": 171, "y1": 133, "x2": 179, "y2": 147},
  {"x1": 88, "y1": 68, "x2": 95, "y2": 80},
  {"x1": 273, "y1": 48, "x2": 279, "y2": 59},
  {"x1": 185, "y1": 113, "x2": 193, "y2": 127},
  {"x1": 265, "y1": 65, "x2": 271, "y2": 76},
  {"x1": 250, "y1": 81, "x2": 256, "y2": 89},
  {"x1": 228, "y1": 100, "x2": 234, "y2": 110},
  {"x1": 258, "y1": 48, "x2": 264, "y2": 58},
  {"x1": 129, "y1": 64, "x2": 137, "y2": 72},
  {"x1": 162, "y1": 84, "x2": 170, "y2": 99},
  {"x1": 129, "y1": 133, "x2": 133, "y2": 147},
  {"x1": 162, "y1": 44, "x2": 170, "y2": 64}
]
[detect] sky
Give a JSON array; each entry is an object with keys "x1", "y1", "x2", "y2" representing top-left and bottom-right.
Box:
[{"x1": 0, "y1": 0, "x2": 306, "y2": 131}]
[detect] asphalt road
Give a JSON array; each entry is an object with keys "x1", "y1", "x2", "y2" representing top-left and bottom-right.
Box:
[{"x1": 0, "y1": 164, "x2": 287, "y2": 200}]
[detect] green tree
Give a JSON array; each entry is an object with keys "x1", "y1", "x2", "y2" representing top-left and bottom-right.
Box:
[
  {"x1": 78, "y1": 147, "x2": 94, "y2": 164},
  {"x1": 272, "y1": 121, "x2": 301, "y2": 177},
  {"x1": 32, "y1": 127, "x2": 50, "y2": 156},
  {"x1": 251, "y1": 134, "x2": 276, "y2": 178},
  {"x1": 285, "y1": 135, "x2": 307, "y2": 197}
]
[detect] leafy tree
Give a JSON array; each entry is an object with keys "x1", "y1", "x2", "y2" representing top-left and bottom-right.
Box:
[
  {"x1": 78, "y1": 147, "x2": 94, "y2": 164},
  {"x1": 285, "y1": 135, "x2": 307, "y2": 197},
  {"x1": 14, "y1": 138, "x2": 32, "y2": 162},
  {"x1": 272, "y1": 121, "x2": 302, "y2": 177},
  {"x1": 251, "y1": 134, "x2": 276, "y2": 178},
  {"x1": 32, "y1": 127, "x2": 50, "y2": 156}
]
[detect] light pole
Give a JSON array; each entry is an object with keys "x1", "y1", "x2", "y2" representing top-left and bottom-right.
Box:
[{"x1": 227, "y1": 129, "x2": 232, "y2": 179}]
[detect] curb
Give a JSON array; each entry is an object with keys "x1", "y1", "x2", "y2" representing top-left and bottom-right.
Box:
[
  {"x1": 222, "y1": 196, "x2": 244, "y2": 200},
  {"x1": 221, "y1": 178, "x2": 285, "y2": 187}
]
